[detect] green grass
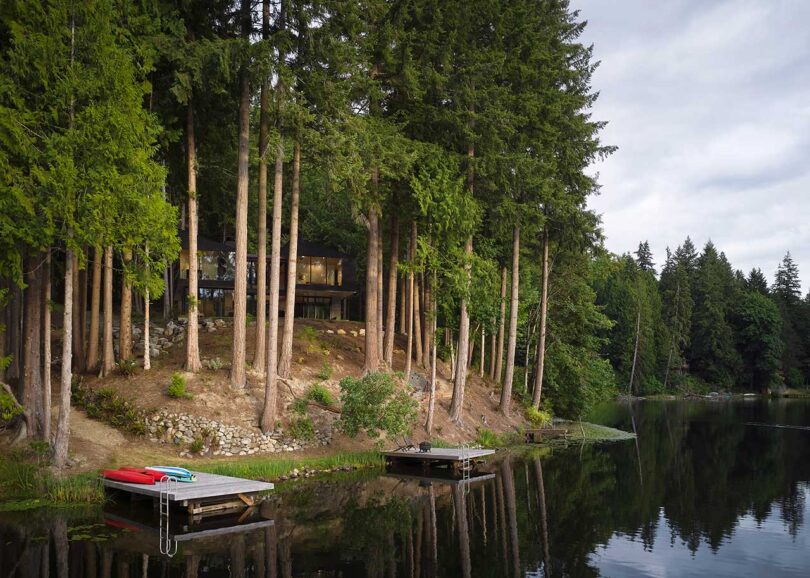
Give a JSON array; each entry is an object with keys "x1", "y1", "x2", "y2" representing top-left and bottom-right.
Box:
[
  {"x1": 0, "y1": 452, "x2": 103, "y2": 510},
  {"x1": 192, "y1": 451, "x2": 385, "y2": 481},
  {"x1": 563, "y1": 420, "x2": 636, "y2": 441}
]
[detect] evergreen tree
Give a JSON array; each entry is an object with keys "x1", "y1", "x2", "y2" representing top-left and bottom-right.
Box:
[
  {"x1": 747, "y1": 268, "x2": 769, "y2": 295},
  {"x1": 635, "y1": 241, "x2": 655, "y2": 273},
  {"x1": 773, "y1": 252, "x2": 801, "y2": 305},
  {"x1": 732, "y1": 291, "x2": 782, "y2": 392}
]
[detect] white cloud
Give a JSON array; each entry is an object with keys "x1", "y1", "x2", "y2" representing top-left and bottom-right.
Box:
[{"x1": 576, "y1": 0, "x2": 810, "y2": 289}]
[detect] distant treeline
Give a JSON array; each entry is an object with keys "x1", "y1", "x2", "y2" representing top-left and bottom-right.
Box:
[{"x1": 596, "y1": 238, "x2": 808, "y2": 394}]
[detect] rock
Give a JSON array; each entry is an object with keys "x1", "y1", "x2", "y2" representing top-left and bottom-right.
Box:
[
  {"x1": 359, "y1": 328, "x2": 366, "y2": 336},
  {"x1": 336, "y1": 328, "x2": 347, "y2": 335}
]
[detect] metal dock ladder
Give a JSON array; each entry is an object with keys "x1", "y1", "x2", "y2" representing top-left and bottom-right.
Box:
[
  {"x1": 460, "y1": 444, "x2": 471, "y2": 491},
  {"x1": 159, "y1": 475, "x2": 178, "y2": 558}
]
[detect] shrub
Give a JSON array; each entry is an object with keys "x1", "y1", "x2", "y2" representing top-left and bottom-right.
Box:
[
  {"x1": 70, "y1": 382, "x2": 145, "y2": 436},
  {"x1": 0, "y1": 387, "x2": 23, "y2": 423},
  {"x1": 475, "y1": 428, "x2": 503, "y2": 449},
  {"x1": 307, "y1": 383, "x2": 334, "y2": 406},
  {"x1": 316, "y1": 362, "x2": 333, "y2": 381},
  {"x1": 190, "y1": 438, "x2": 204, "y2": 453},
  {"x1": 289, "y1": 416, "x2": 316, "y2": 441},
  {"x1": 338, "y1": 372, "x2": 418, "y2": 439},
  {"x1": 116, "y1": 358, "x2": 137, "y2": 377},
  {"x1": 291, "y1": 398, "x2": 308, "y2": 415},
  {"x1": 203, "y1": 357, "x2": 224, "y2": 370},
  {"x1": 301, "y1": 326, "x2": 320, "y2": 353},
  {"x1": 524, "y1": 406, "x2": 553, "y2": 428},
  {"x1": 167, "y1": 373, "x2": 193, "y2": 399}
]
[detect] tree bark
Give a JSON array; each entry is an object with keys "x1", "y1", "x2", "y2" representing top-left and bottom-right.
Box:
[
  {"x1": 500, "y1": 227, "x2": 520, "y2": 414},
  {"x1": 363, "y1": 203, "x2": 381, "y2": 373},
  {"x1": 532, "y1": 230, "x2": 550, "y2": 408},
  {"x1": 494, "y1": 266, "x2": 507, "y2": 383},
  {"x1": 450, "y1": 236, "x2": 473, "y2": 423},
  {"x1": 79, "y1": 251, "x2": 87, "y2": 359},
  {"x1": 253, "y1": 2, "x2": 270, "y2": 374},
  {"x1": 425, "y1": 287, "x2": 437, "y2": 434},
  {"x1": 413, "y1": 276, "x2": 423, "y2": 368},
  {"x1": 86, "y1": 246, "x2": 101, "y2": 371},
  {"x1": 230, "y1": 1, "x2": 251, "y2": 390},
  {"x1": 185, "y1": 100, "x2": 202, "y2": 372},
  {"x1": 278, "y1": 139, "x2": 301, "y2": 378},
  {"x1": 479, "y1": 325, "x2": 485, "y2": 378},
  {"x1": 42, "y1": 251, "x2": 51, "y2": 441},
  {"x1": 71, "y1": 252, "x2": 84, "y2": 372},
  {"x1": 489, "y1": 327, "x2": 496, "y2": 380},
  {"x1": 399, "y1": 271, "x2": 406, "y2": 333},
  {"x1": 261, "y1": 122, "x2": 284, "y2": 433},
  {"x1": 383, "y1": 215, "x2": 399, "y2": 366},
  {"x1": 54, "y1": 246, "x2": 73, "y2": 467},
  {"x1": 100, "y1": 246, "x2": 115, "y2": 377},
  {"x1": 422, "y1": 271, "x2": 431, "y2": 368},
  {"x1": 143, "y1": 284, "x2": 150, "y2": 370},
  {"x1": 22, "y1": 253, "x2": 43, "y2": 438},
  {"x1": 377, "y1": 223, "x2": 384, "y2": 362},
  {"x1": 404, "y1": 222, "x2": 415, "y2": 382},
  {"x1": 119, "y1": 248, "x2": 133, "y2": 361}
]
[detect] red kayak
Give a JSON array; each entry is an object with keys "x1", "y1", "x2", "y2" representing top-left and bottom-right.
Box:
[
  {"x1": 102, "y1": 469, "x2": 155, "y2": 485},
  {"x1": 119, "y1": 466, "x2": 169, "y2": 482}
]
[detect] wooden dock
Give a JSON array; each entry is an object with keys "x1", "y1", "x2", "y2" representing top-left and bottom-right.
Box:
[
  {"x1": 102, "y1": 471, "x2": 274, "y2": 515},
  {"x1": 382, "y1": 448, "x2": 495, "y2": 472},
  {"x1": 385, "y1": 470, "x2": 496, "y2": 487}
]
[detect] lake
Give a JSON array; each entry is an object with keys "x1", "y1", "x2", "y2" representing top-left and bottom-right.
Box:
[{"x1": 2, "y1": 399, "x2": 810, "y2": 577}]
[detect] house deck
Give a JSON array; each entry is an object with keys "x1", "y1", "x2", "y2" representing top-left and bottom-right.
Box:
[{"x1": 382, "y1": 448, "x2": 495, "y2": 471}]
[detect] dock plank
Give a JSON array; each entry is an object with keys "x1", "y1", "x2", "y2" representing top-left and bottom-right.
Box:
[
  {"x1": 382, "y1": 448, "x2": 495, "y2": 461},
  {"x1": 101, "y1": 471, "x2": 273, "y2": 502}
]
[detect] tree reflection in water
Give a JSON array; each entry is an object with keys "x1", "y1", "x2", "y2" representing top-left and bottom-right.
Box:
[{"x1": 3, "y1": 401, "x2": 810, "y2": 577}]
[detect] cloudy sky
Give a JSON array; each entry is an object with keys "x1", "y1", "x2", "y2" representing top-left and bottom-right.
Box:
[{"x1": 574, "y1": 0, "x2": 810, "y2": 290}]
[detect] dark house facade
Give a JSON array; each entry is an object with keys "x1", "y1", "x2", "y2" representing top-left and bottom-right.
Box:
[{"x1": 174, "y1": 231, "x2": 358, "y2": 320}]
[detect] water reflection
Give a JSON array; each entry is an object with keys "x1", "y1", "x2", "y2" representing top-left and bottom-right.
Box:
[{"x1": 3, "y1": 400, "x2": 810, "y2": 576}]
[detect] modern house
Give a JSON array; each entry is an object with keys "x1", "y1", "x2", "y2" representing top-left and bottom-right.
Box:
[{"x1": 174, "y1": 231, "x2": 358, "y2": 320}]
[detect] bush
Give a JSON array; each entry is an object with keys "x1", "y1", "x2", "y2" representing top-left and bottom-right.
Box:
[
  {"x1": 301, "y1": 326, "x2": 320, "y2": 353},
  {"x1": 338, "y1": 372, "x2": 418, "y2": 439},
  {"x1": 203, "y1": 357, "x2": 224, "y2": 370},
  {"x1": 307, "y1": 383, "x2": 334, "y2": 406},
  {"x1": 289, "y1": 416, "x2": 316, "y2": 441},
  {"x1": 0, "y1": 387, "x2": 23, "y2": 423},
  {"x1": 475, "y1": 428, "x2": 503, "y2": 449},
  {"x1": 190, "y1": 438, "x2": 204, "y2": 453},
  {"x1": 70, "y1": 382, "x2": 145, "y2": 436},
  {"x1": 167, "y1": 373, "x2": 193, "y2": 399},
  {"x1": 316, "y1": 362, "x2": 333, "y2": 381},
  {"x1": 524, "y1": 406, "x2": 552, "y2": 428},
  {"x1": 116, "y1": 358, "x2": 137, "y2": 377},
  {"x1": 291, "y1": 398, "x2": 308, "y2": 415}
]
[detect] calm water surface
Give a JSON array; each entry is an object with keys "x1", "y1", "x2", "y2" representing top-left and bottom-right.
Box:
[{"x1": 2, "y1": 400, "x2": 810, "y2": 577}]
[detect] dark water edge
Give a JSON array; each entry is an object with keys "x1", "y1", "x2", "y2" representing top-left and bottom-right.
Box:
[{"x1": 3, "y1": 399, "x2": 810, "y2": 577}]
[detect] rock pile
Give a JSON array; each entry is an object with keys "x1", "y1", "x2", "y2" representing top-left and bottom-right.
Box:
[{"x1": 144, "y1": 410, "x2": 332, "y2": 458}]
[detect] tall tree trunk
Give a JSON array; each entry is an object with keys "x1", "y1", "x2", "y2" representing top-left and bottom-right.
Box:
[
  {"x1": 42, "y1": 251, "x2": 51, "y2": 441},
  {"x1": 450, "y1": 236, "x2": 473, "y2": 423},
  {"x1": 185, "y1": 100, "x2": 202, "y2": 372},
  {"x1": 100, "y1": 247, "x2": 114, "y2": 376},
  {"x1": 377, "y1": 223, "x2": 384, "y2": 360},
  {"x1": 71, "y1": 253, "x2": 84, "y2": 372},
  {"x1": 253, "y1": 2, "x2": 270, "y2": 374},
  {"x1": 532, "y1": 230, "x2": 551, "y2": 408},
  {"x1": 489, "y1": 327, "x2": 496, "y2": 380},
  {"x1": 404, "y1": 222, "x2": 415, "y2": 382},
  {"x1": 278, "y1": 139, "x2": 301, "y2": 378},
  {"x1": 479, "y1": 325, "x2": 485, "y2": 378},
  {"x1": 413, "y1": 276, "x2": 423, "y2": 368},
  {"x1": 79, "y1": 252, "x2": 87, "y2": 352},
  {"x1": 494, "y1": 266, "x2": 507, "y2": 383},
  {"x1": 163, "y1": 265, "x2": 171, "y2": 321},
  {"x1": 86, "y1": 246, "x2": 101, "y2": 371},
  {"x1": 363, "y1": 203, "x2": 381, "y2": 373},
  {"x1": 628, "y1": 306, "x2": 641, "y2": 396},
  {"x1": 422, "y1": 271, "x2": 431, "y2": 368},
  {"x1": 399, "y1": 272, "x2": 406, "y2": 333},
  {"x1": 143, "y1": 284, "x2": 150, "y2": 370},
  {"x1": 500, "y1": 226, "x2": 520, "y2": 414},
  {"x1": 230, "y1": 1, "x2": 251, "y2": 389},
  {"x1": 119, "y1": 248, "x2": 133, "y2": 361},
  {"x1": 22, "y1": 253, "x2": 43, "y2": 438},
  {"x1": 261, "y1": 113, "x2": 284, "y2": 433},
  {"x1": 54, "y1": 246, "x2": 73, "y2": 467},
  {"x1": 383, "y1": 215, "x2": 399, "y2": 366},
  {"x1": 425, "y1": 284, "x2": 437, "y2": 434}
]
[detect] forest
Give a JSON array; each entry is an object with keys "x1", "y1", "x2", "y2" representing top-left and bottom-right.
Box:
[{"x1": 1, "y1": 0, "x2": 807, "y2": 468}]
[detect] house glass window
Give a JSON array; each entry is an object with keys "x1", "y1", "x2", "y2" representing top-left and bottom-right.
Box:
[
  {"x1": 199, "y1": 252, "x2": 235, "y2": 281},
  {"x1": 310, "y1": 257, "x2": 327, "y2": 284}
]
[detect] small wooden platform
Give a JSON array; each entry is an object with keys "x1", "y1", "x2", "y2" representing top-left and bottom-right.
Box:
[
  {"x1": 383, "y1": 448, "x2": 495, "y2": 472},
  {"x1": 102, "y1": 471, "x2": 273, "y2": 514},
  {"x1": 103, "y1": 511, "x2": 274, "y2": 542}
]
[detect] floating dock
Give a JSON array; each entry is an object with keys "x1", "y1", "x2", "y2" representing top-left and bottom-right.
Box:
[
  {"x1": 524, "y1": 427, "x2": 569, "y2": 443},
  {"x1": 102, "y1": 471, "x2": 274, "y2": 515},
  {"x1": 382, "y1": 448, "x2": 495, "y2": 472}
]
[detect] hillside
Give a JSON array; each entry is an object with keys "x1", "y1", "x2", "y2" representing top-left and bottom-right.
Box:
[{"x1": 67, "y1": 317, "x2": 529, "y2": 469}]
